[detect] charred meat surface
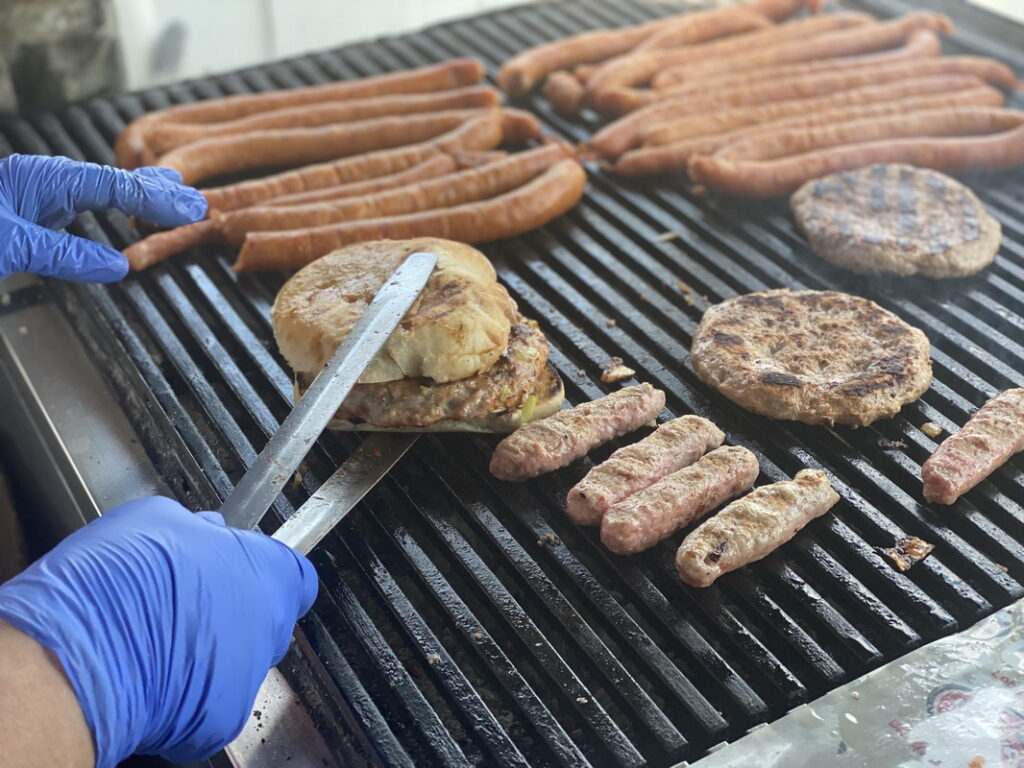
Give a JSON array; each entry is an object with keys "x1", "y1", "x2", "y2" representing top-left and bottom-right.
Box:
[
  {"x1": 676, "y1": 468, "x2": 839, "y2": 587},
  {"x1": 601, "y1": 445, "x2": 759, "y2": 555},
  {"x1": 490, "y1": 383, "x2": 666, "y2": 481},
  {"x1": 921, "y1": 388, "x2": 1024, "y2": 504},
  {"x1": 566, "y1": 414, "x2": 724, "y2": 525},
  {"x1": 690, "y1": 289, "x2": 932, "y2": 427},
  {"x1": 791, "y1": 164, "x2": 1001, "y2": 278}
]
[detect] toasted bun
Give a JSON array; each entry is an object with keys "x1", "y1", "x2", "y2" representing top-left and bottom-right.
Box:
[
  {"x1": 272, "y1": 237, "x2": 518, "y2": 384},
  {"x1": 310, "y1": 364, "x2": 565, "y2": 434}
]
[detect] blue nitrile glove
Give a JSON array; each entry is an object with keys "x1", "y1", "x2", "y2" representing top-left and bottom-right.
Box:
[
  {"x1": 0, "y1": 153, "x2": 207, "y2": 282},
  {"x1": 0, "y1": 496, "x2": 318, "y2": 767}
]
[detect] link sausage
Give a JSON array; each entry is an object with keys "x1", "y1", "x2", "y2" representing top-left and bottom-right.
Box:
[
  {"x1": 233, "y1": 159, "x2": 588, "y2": 271},
  {"x1": 601, "y1": 446, "x2": 760, "y2": 555},
  {"x1": 489, "y1": 383, "x2": 666, "y2": 482},
  {"x1": 688, "y1": 108, "x2": 1024, "y2": 198},
  {"x1": 566, "y1": 415, "x2": 725, "y2": 525},
  {"x1": 116, "y1": 58, "x2": 486, "y2": 168},
  {"x1": 676, "y1": 468, "x2": 839, "y2": 587},
  {"x1": 614, "y1": 87, "x2": 1004, "y2": 176},
  {"x1": 543, "y1": 71, "x2": 587, "y2": 117}
]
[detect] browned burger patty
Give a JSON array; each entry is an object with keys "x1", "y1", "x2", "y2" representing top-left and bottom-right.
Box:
[
  {"x1": 791, "y1": 164, "x2": 1001, "y2": 278},
  {"x1": 690, "y1": 289, "x2": 932, "y2": 428},
  {"x1": 489, "y1": 383, "x2": 666, "y2": 482},
  {"x1": 921, "y1": 388, "x2": 1024, "y2": 504},
  {"x1": 333, "y1": 320, "x2": 550, "y2": 428},
  {"x1": 600, "y1": 445, "x2": 759, "y2": 556},
  {"x1": 676, "y1": 468, "x2": 839, "y2": 588}
]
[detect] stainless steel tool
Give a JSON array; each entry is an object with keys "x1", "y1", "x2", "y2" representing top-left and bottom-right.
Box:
[{"x1": 219, "y1": 251, "x2": 437, "y2": 549}]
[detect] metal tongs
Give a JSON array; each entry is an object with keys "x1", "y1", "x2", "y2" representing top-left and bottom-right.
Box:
[{"x1": 219, "y1": 251, "x2": 437, "y2": 553}]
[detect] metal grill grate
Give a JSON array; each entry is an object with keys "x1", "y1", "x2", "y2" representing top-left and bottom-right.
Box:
[{"x1": 5, "y1": 0, "x2": 1024, "y2": 765}]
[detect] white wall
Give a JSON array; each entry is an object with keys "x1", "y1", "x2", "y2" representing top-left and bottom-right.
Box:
[{"x1": 113, "y1": 0, "x2": 530, "y2": 89}]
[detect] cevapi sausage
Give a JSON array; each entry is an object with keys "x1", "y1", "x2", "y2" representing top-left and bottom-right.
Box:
[
  {"x1": 657, "y1": 11, "x2": 953, "y2": 88},
  {"x1": 582, "y1": 9, "x2": 776, "y2": 101},
  {"x1": 601, "y1": 446, "x2": 760, "y2": 555},
  {"x1": 202, "y1": 113, "x2": 503, "y2": 211},
  {"x1": 143, "y1": 86, "x2": 501, "y2": 158},
  {"x1": 688, "y1": 108, "x2": 1024, "y2": 198},
  {"x1": 158, "y1": 108, "x2": 520, "y2": 186},
  {"x1": 124, "y1": 220, "x2": 222, "y2": 272},
  {"x1": 217, "y1": 144, "x2": 571, "y2": 244},
  {"x1": 650, "y1": 26, "x2": 941, "y2": 90},
  {"x1": 599, "y1": 74, "x2": 985, "y2": 157},
  {"x1": 233, "y1": 158, "x2": 588, "y2": 271},
  {"x1": 676, "y1": 469, "x2": 839, "y2": 587},
  {"x1": 566, "y1": 415, "x2": 725, "y2": 525},
  {"x1": 922, "y1": 389, "x2": 1024, "y2": 505},
  {"x1": 115, "y1": 58, "x2": 486, "y2": 168},
  {"x1": 613, "y1": 87, "x2": 1004, "y2": 176},
  {"x1": 489, "y1": 383, "x2": 666, "y2": 482},
  {"x1": 265, "y1": 155, "x2": 458, "y2": 206},
  {"x1": 586, "y1": 13, "x2": 868, "y2": 110}
]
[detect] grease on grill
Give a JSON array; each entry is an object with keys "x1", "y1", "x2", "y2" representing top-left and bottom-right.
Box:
[
  {"x1": 601, "y1": 356, "x2": 636, "y2": 383},
  {"x1": 882, "y1": 536, "x2": 935, "y2": 572}
]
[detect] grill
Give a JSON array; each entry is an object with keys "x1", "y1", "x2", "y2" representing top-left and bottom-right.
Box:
[{"x1": 4, "y1": 0, "x2": 1024, "y2": 765}]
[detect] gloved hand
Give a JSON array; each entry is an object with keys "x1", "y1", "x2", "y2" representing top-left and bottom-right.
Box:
[
  {"x1": 0, "y1": 153, "x2": 206, "y2": 282},
  {"x1": 0, "y1": 496, "x2": 318, "y2": 767}
]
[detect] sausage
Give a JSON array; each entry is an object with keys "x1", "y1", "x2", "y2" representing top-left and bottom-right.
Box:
[
  {"x1": 143, "y1": 86, "x2": 501, "y2": 158},
  {"x1": 566, "y1": 415, "x2": 725, "y2": 525},
  {"x1": 688, "y1": 108, "x2": 1024, "y2": 198},
  {"x1": 497, "y1": 0, "x2": 818, "y2": 98},
  {"x1": 489, "y1": 383, "x2": 666, "y2": 482},
  {"x1": 217, "y1": 143, "x2": 571, "y2": 245},
  {"x1": 498, "y1": 108, "x2": 545, "y2": 144},
  {"x1": 676, "y1": 469, "x2": 839, "y2": 587},
  {"x1": 922, "y1": 389, "x2": 1024, "y2": 505},
  {"x1": 585, "y1": 12, "x2": 864, "y2": 108},
  {"x1": 604, "y1": 74, "x2": 985, "y2": 156},
  {"x1": 157, "y1": 108, "x2": 495, "y2": 186},
  {"x1": 631, "y1": 7, "x2": 771, "y2": 52},
  {"x1": 450, "y1": 150, "x2": 509, "y2": 169},
  {"x1": 543, "y1": 71, "x2": 587, "y2": 117},
  {"x1": 124, "y1": 219, "x2": 222, "y2": 272},
  {"x1": 115, "y1": 58, "x2": 486, "y2": 168},
  {"x1": 265, "y1": 155, "x2": 458, "y2": 206},
  {"x1": 583, "y1": 9, "x2": 776, "y2": 102},
  {"x1": 651, "y1": 26, "x2": 942, "y2": 90},
  {"x1": 642, "y1": 58, "x2": 1016, "y2": 128},
  {"x1": 233, "y1": 158, "x2": 588, "y2": 272},
  {"x1": 201, "y1": 112, "x2": 503, "y2": 211},
  {"x1": 614, "y1": 86, "x2": 1004, "y2": 176},
  {"x1": 656, "y1": 11, "x2": 953, "y2": 87},
  {"x1": 601, "y1": 446, "x2": 760, "y2": 555}
]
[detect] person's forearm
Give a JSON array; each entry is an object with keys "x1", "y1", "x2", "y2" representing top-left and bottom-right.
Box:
[{"x1": 0, "y1": 619, "x2": 94, "y2": 768}]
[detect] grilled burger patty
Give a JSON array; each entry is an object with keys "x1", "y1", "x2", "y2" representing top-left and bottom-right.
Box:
[
  {"x1": 691, "y1": 290, "x2": 932, "y2": 427},
  {"x1": 791, "y1": 164, "x2": 1001, "y2": 278},
  {"x1": 333, "y1": 319, "x2": 550, "y2": 428}
]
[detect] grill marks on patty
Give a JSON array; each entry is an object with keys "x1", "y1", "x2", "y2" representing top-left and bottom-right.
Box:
[
  {"x1": 792, "y1": 164, "x2": 1000, "y2": 278},
  {"x1": 691, "y1": 290, "x2": 932, "y2": 428}
]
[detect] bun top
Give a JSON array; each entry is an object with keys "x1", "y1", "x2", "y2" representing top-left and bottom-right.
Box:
[{"x1": 272, "y1": 238, "x2": 518, "y2": 384}]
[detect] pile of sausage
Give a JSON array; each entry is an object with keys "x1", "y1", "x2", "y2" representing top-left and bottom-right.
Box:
[
  {"x1": 117, "y1": 59, "x2": 588, "y2": 271},
  {"x1": 499, "y1": 0, "x2": 1023, "y2": 198},
  {"x1": 488, "y1": 383, "x2": 839, "y2": 587}
]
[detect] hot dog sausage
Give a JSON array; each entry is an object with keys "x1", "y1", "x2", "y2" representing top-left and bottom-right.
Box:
[{"x1": 233, "y1": 159, "x2": 588, "y2": 271}]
